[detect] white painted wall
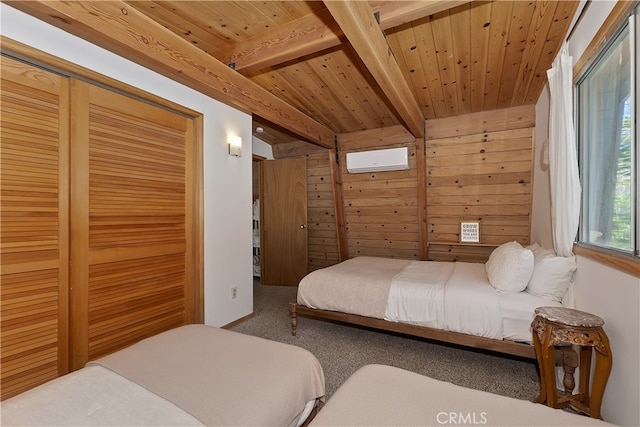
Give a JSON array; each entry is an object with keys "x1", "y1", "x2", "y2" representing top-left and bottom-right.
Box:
[
  {"x1": 573, "y1": 258, "x2": 640, "y2": 426},
  {"x1": 1, "y1": 4, "x2": 254, "y2": 327},
  {"x1": 531, "y1": 86, "x2": 553, "y2": 248},
  {"x1": 252, "y1": 136, "x2": 274, "y2": 159},
  {"x1": 532, "y1": 2, "x2": 640, "y2": 425}
]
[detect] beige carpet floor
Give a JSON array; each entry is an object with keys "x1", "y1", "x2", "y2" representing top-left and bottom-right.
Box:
[{"x1": 229, "y1": 280, "x2": 541, "y2": 402}]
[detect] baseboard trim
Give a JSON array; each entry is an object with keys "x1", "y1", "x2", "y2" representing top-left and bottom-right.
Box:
[{"x1": 221, "y1": 312, "x2": 255, "y2": 329}]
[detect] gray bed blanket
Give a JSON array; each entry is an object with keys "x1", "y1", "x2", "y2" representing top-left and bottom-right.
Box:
[{"x1": 90, "y1": 324, "x2": 325, "y2": 426}]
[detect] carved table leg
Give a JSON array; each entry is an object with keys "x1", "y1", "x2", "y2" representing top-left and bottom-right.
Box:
[
  {"x1": 589, "y1": 329, "x2": 612, "y2": 420},
  {"x1": 541, "y1": 326, "x2": 558, "y2": 408},
  {"x1": 532, "y1": 320, "x2": 547, "y2": 404},
  {"x1": 561, "y1": 347, "x2": 578, "y2": 396},
  {"x1": 288, "y1": 302, "x2": 298, "y2": 336}
]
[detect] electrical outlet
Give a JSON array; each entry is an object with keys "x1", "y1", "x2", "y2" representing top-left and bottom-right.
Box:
[{"x1": 231, "y1": 287, "x2": 237, "y2": 299}]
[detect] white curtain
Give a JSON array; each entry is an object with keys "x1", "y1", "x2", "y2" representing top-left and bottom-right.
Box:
[{"x1": 547, "y1": 43, "x2": 581, "y2": 257}]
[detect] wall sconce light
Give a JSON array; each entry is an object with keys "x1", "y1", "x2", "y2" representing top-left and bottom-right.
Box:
[{"x1": 228, "y1": 135, "x2": 242, "y2": 157}]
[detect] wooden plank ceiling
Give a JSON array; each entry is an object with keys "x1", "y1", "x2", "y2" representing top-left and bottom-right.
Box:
[{"x1": 10, "y1": 0, "x2": 580, "y2": 147}]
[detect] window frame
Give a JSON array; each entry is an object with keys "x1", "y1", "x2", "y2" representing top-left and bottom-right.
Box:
[{"x1": 573, "y1": 1, "x2": 640, "y2": 278}]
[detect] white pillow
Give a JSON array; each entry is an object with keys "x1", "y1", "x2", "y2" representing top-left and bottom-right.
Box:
[
  {"x1": 527, "y1": 242, "x2": 556, "y2": 261},
  {"x1": 485, "y1": 241, "x2": 534, "y2": 293},
  {"x1": 526, "y1": 253, "x2": 576, "y2": 302}
]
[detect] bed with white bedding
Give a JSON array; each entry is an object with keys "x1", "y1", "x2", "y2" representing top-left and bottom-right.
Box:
[
  {"x1": 1, "y1": 324, "x2": 325, "y2": 427},
  {"x1": 290, "y1": 243, "x2": 576, "y2": 358},
  {"x1": 310, "y1": 365, "x2": 614, "y2": 426}
]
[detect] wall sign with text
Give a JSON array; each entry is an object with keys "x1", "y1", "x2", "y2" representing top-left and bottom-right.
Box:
[{"x1": 460, "y1": 221, "x2": 480, "y2": 243}]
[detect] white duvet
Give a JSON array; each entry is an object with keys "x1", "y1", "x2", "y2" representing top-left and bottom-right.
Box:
[
  {"x1": 442, "y1": 262, "x2": 503, "y2": 339},
  {"x1": 384, "y1": 261, "x2": 503, "y2": 339},
  {"x1": 384, "y1": 261, "x2": 453, "y2": 329}
]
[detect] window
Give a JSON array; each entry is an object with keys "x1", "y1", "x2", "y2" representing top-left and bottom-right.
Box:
[{"x1": 576, "y1": 5, "x2": 638, "y2": 259}]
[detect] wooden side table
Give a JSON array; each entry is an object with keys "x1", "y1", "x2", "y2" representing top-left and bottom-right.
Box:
[{"x1": 531, "y1": 306, "x2": 612, "y2": 419}]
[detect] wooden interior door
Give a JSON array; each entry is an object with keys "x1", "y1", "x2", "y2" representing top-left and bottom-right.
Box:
[
  {"x1": 0, "y1": 57, "x2": 70, "y2": 399},
  {"x1": 261, "y1": 158, "x2": 308, "y2": 286},
  {"x1": 69, "y1": 80, "x2": 197, "y2": 369}
]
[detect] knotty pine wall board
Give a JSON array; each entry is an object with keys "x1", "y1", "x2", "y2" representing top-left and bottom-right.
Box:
[
  {"x1": 426, "y1": 106, "x2": 535, "y2": 250},
  {"x1": 427, "y1": 243, "x2": 497, "y2": 263},
  {"x1": 339, "y1": 126, "x2": 421, "y2": 260},
  {"x1": 306, "y1": 152, "x2": 340, "y2": 271}
]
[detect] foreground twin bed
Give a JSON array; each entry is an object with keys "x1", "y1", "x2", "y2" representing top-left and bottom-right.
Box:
[
  {"x1": 1, "y1": 325, "x2": 324, "y2": 427},
  {"x1": 311, "y1": 364, "x2": 613, "y2": 427}
]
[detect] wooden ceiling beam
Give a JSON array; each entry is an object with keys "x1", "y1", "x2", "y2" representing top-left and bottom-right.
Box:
[
  {"x1": 216, "y1": 1, "x2": 469, "y2": 74},
  {"x1": 8, "y1": 0, "x2": 335, "y2": 148},
  {"x1": 323, "y1": 1, "x2": 425, "y2": 138},
  {"x1": 214, "y1": 8, "x2": 342, "y2": 74},
  {"x1": 370, "y1": 1, "x2": 471, "y2": 29}
]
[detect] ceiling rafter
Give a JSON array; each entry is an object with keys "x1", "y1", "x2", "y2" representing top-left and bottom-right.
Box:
[
  {"x1": 7, "y1": 0, "x2": 335, "y2": 148},
  {"x1": 369, "y1": 1, "x2": 471, "y2": 29},
  {"x1": 215, "y1": 1, "x2": 469, "y2": 74},
  {"x1": 214, "y1": 7, "x2": 341, "y2": 74},
  {"x1": 323, "y1": 0, "x2": 425, "y2": 138}
]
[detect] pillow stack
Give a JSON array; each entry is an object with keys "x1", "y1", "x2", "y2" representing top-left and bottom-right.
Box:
[
  {"x1": 485, "y1": 241, "x2": 577, "y2": 302},
  {"x1": 525, "y1": 243, "x2": 576, "y2": 302}
]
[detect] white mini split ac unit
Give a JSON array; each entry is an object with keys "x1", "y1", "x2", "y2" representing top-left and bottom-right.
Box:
[{"x1": 346, "y1": 147, "x2": 409, "y2": 173}]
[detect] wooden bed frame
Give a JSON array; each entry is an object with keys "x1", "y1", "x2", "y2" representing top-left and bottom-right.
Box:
[{"x1": 288, "y1": 302, "x2": 537, "y2": 359}]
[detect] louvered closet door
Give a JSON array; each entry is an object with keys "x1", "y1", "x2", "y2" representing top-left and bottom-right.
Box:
[
  {"x1": 70, "y1": 80, "x2": 195, "y2": 369},
  {"x1": 0, "y1": 58, "x2": 70, "y2": 400}
]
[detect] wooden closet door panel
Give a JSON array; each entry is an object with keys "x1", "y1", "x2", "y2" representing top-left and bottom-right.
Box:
[
  {"x1": 0, "y1": 57, "x2": 69, "y2": 400},
  {"x1": 70, "y1": 80, "x2": 193, "y2": 368}
]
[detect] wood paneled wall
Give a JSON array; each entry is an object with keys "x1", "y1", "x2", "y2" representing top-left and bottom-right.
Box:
[
  {"x1": 272, "y1": 105, "x2": 535, "y2": 268},
  {"x1": 339, "y1": 125, "x2": 421, "y2": 260},
  {"x1": 426, "y1": 105, "x2": 535, "y2": 253},
  {"x1": 307, "y1": 152, "x2": 340, "y2": 271}
]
